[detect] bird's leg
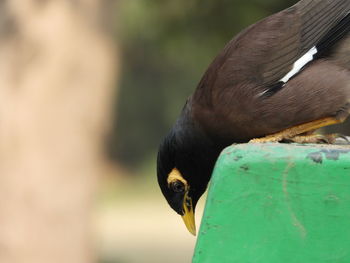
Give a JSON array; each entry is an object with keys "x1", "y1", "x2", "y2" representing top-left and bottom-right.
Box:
[{"x1": 250, "y1": 116, "x2": 345, "y2": 143}]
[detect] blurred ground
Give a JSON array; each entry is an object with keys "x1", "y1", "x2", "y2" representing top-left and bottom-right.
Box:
[{"x1": 94, "y1": 165, "x2": 205, "y2": 263}]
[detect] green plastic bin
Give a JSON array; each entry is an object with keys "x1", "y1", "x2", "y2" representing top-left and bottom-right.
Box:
[{"x1": 193, "y1": 143, "x2": 350, "y2": 263}]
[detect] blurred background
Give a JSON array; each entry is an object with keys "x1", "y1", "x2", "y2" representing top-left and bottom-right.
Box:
[{"x1": 1, "y1": 1, "x2": 348, "y2": 263}]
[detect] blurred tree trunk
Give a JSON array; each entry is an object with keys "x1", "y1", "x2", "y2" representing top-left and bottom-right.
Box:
[{"x1": 0, "y1": 1, "x2": 117, "y2": 263}]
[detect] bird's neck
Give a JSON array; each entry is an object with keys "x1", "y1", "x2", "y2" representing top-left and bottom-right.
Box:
[{"x1": 173, "y1": 103, "x2": 223, "y2": 189}]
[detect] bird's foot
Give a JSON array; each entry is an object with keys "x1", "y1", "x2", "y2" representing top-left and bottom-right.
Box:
[
  {"x1": 282, "y1": 134, "x2": 346, "y2": 144},
  {"x1": 249, "y1": 117, "x2": 344, "y2": 144},
  {"x1": 250, "y1": 133, "x2": 350, "y2": 144}
]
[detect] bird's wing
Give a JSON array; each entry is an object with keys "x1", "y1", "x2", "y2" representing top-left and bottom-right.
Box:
[
  {"x1": 261, "y1": 0, "x2": 350, "y2": 87},
  {"x1": 194, "y1": 0, "x2": 350, "y2": 104}
]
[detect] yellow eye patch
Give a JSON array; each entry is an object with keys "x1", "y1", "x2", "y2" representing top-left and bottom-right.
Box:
[{"x1": 167, "y1": 168, "x2": 188, "y2": 190}]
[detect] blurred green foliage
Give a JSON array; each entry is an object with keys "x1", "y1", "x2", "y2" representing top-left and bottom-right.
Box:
[{"x1": 108, "y1": 0, "x2": 297, "y2": 169}]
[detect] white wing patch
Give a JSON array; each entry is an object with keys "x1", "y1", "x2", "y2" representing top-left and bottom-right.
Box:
[
  {"x1": 280, "y1": 46, "x2": 318, "y2": 83},
  {"x1": 258, "y1": 46, "x2": 318, "y2": 97}
]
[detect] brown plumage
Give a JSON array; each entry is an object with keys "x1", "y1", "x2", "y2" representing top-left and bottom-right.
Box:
[
  {"x1": 157, "y1": 0, "x2": 350, "y2": 235},
  {"x1": 192, "y1": 0, "x2": 350, "y2": 143}
]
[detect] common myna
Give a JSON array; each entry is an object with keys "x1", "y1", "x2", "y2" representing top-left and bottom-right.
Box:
[{"x1": 157, "y1": 0, "x2": 350, "y2": 235}]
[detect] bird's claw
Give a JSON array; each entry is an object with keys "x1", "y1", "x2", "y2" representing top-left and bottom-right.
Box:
[
  {"x1": 250, "y1": 133, "x2": 350, "y2": 145},
  {"x1": 282, "y1": 134, "x2": 335, "y2": 144}
]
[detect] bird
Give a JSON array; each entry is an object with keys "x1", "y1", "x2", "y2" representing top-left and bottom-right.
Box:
[{"x1": 157, "y1": 0, "x2": 350, "y2": 236}]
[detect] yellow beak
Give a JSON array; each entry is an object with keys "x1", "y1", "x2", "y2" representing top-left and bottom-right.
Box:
[{"x1": 181, "y1": 192, "x2": 196, "y2": 236}]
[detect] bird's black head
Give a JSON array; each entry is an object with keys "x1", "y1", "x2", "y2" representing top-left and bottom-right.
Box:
[{"x1": 157, "y1": 109, "x2": 221, "y2": 235}]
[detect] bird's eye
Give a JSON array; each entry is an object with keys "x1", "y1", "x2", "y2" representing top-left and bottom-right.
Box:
[{"x1": 171, "y1": 181, "x2": 185, "y2": 193}]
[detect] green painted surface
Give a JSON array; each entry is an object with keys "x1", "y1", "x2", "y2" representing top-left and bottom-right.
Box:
[{"x1": 193, "y1": 143, "x2": 350, "y2": 263}]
